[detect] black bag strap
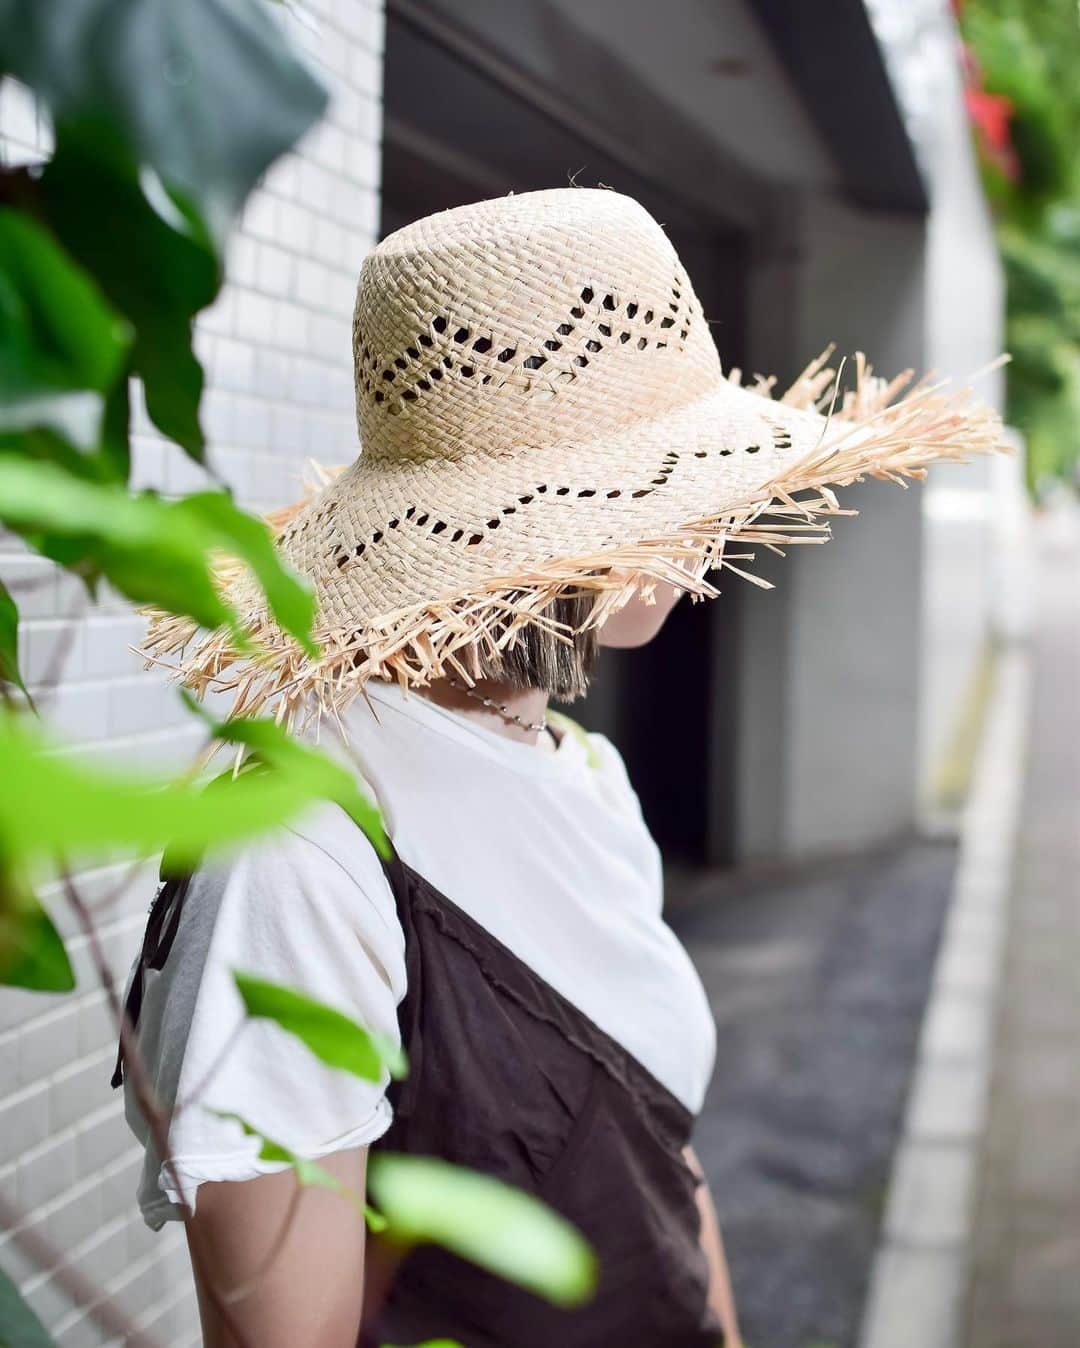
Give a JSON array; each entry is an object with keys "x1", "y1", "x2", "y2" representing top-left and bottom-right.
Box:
[{"x1": 110, "y1": 873, "x2": 192, "y2": 1089}]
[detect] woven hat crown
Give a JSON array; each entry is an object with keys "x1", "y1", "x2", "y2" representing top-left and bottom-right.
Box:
[{"x1": 351, "y1": 188, "x2": 720, "y2": 464}]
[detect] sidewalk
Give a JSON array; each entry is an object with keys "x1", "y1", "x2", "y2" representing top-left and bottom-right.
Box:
[
  {"x1": 672, "y1": 837, "x2": 956, "y2": 1348},
  {"x1": 964, "y1": 510, "x2": 1080, "y2": 1348}
]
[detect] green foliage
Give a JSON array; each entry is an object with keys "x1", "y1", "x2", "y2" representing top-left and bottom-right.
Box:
[
  {"x1": 175, "y1": 692, "x2": 389, "y2": 858},
  {"x1": 382, "y1": 1342, "x2": 464, "y2": 1347},
  {"x1": 0, "y1": 1263, "x2": 56, "y2": 1348},
  {"x1": 0, "y1": 576, "x2": 32, "y2": 705},
  {"x1": 233, "y1": 972, "x2": 406, "y2": 1082},
  {"x1": 0, "y1": 207, "x2": 130, "y2": 450},
  {"x1": 963, "y1": 8, "x2": 1070, "y2": 219},
  {"x1": 0, "y1": 0, "x2": 325, "y2": 456},
  {"x1": 961, "y1": 0, "x2": 1080, "y2": 489},
  {"x1": 0, "y1": 709, "x2": 384, "y2": 886},
  {"x1": 0, "y1": 881, "x2": 74, "y2": 992},
  {"x1": 0, "y1": 459, "x2": 317, "y2": 651},
  {"x1": 997, "y1": 219, "x2": 1080, "y2": 481},
  {"x1": 367, "y1": 1153, "x2": 598, "y2": 1309},
  {"x1": 0, "y1": 0, "x2": 327, "y2": 248},
  {"x1": 35, "y1": 128, "x2": 219, "y2": 458}
]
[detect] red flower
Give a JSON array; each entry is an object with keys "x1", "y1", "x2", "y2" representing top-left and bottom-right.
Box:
[{"x1": 958, "y1": 38, "x2": 1020, "y2": 181}]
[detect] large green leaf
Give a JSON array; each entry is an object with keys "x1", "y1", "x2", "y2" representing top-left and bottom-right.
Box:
[
  {"x1": 0, "y1": 711, "x2": 374, "y2": 876},
  {"x1": 0, "y1": 577, "x2": 33, "y2": 706},
  {"x1": 0, "y1": 0, "x2": 327, "y2": 247},
  {"x1": 36, "y1": 128, "x2": 217, "y2": 458},
  {"x1": 0, "y1": 1264, "x2": 57, "y2": 1348},
  {"x1": 233, "y1": 972, "x2": 406, "y2": 1082},
  {"x1": 174, "y1": 495, "x2": 319, "y2": 659},
  {"x1": 0, "y1": 459, "x2": 316, "y2": 652},
  {"x1": 367, "y1": 1154, "x2": 597, "y2": 1309},
  {"x1": 0, "y1": 207, "x2": 130, "y2": 450},
  {"x1": 0, "y1": 877, "x2": 75, "y2": 992},
  {"x1": 1, "y1": 462, "x2": 232, "y2": 633}
]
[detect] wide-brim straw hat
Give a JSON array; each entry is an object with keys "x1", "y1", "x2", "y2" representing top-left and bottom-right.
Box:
[{"x1": 144, "y1": 188, "x2": 1006, "y2": 725}]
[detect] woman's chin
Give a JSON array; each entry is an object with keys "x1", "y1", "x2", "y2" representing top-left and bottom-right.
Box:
[{"x1": 598, "y1": 614, "x2": 673, "y2": 649}]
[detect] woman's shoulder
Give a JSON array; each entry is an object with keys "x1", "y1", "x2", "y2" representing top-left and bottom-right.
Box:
[
  {"x1": 549, "y1": 712, "x2": 647, "y2": 821},
  {"x1": 167, "y1": 801, "x2": 405, "y2": 989}
]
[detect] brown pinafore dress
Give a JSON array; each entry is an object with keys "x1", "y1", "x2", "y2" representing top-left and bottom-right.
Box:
[{"x1": 114, "y1": 833, "x2": 723, "y2": 1347}]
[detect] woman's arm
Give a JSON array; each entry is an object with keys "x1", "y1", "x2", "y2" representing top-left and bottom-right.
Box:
[
  {"x1": 185, "y1": 1146, "x2": 369, "y2": 1348},
  {"x1": 684, "y1": 1144, "x2": 743, "y2": 1348}
]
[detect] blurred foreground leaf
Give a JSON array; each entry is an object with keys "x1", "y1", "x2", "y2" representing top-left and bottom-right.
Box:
[
  {"x1": 0, "y1": 578, "x2": 33, "y2": 706},
  {"x1": 381, "y1": 1341, "x2": 464, "y2": 1347},
  {"x1": 0, "y1": 459, "x2": 316, "y2": 653},
  {"x1": 212, "y1": 1111, "x2": 387, "y2": 1232},
  {"x1": 0, "y1": 0, "x2": 328, "y2": 248},
  {"x1": 209, "y1": 1118, "x2": 594, "y2": 1310},
  {"x1": 367, "y1": 1154, "x2": 597, "y2": 1308},
  {"x1": 36, "y1": 130, "x2": 216, "y2": 458},
  {"x1": 0, "y1": 710, "x2": 379, "y2": 879},
  {"x1": 182, "y1": 694, "x2": 386, "y2": 849},
  {"x1": 233, "y1": 972, "x2": 406, "y2": 1081},
  {"x1": 0, "y1": 1264, "x2": 56, "y2": 1348},
  {"x1": 0, "y1": 881, "x2": 75, "y2": 992},
  {"x1": 0, "y1": 207, "x2": 131, "y2": 451}
]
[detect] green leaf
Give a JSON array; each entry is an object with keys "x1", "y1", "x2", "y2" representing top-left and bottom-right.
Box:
[
  {"x1": 180, "y1": 694, "x2": 387, "y2": 850},
  {"x1": 0, "y1": 459, "x2": 317, "y2": 654},
  {"x1": 0, "y1": 0, "x2": 328, "y2": 247},
  {"x1": 0, "y1": 710, "x2": 373, "y2": 875},
  {"x1": 0, "y1": 577, "x2": 34, "y2": 707},
  {"x1": 36, "y1": 127, "x2": 217, "y2": 458},
  {"x1": 381, "y1": 1341, "x2": 464, "y2": 1347},
  {"x1": 0, "y1": 459, "x2": 232, "y2": 631},
  {"x1": 233, "y1": 972, "x2": 406, "y2": 1081},
  {"x1": 0, "y1": 878, "x2": 75, "y2": 992},
  {"x1": 0, "y1": 1263, "x2": 57, "y2": 1348},
  {"x1": 174, "y1": 495, "x2": 319, "y2": 659},
  {"x1": 209, "y1": 1111, "x2": 386, "y2": 1232},
  {"x1": 0, "y1": 207, "x2": 131, "y2": 450},
  {"x1": 367, "y1": 1154, "x2": 597, "y2": 1309}
]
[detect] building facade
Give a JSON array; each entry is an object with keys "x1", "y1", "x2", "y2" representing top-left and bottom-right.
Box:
[{"x1": 0, "y1": 1, "x2": 1002, "y2": 1341}]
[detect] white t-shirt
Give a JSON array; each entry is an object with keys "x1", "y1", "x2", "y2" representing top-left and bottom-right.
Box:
[{"x1": 123, "y1": 678, "x2": 717, "y2": 1229}]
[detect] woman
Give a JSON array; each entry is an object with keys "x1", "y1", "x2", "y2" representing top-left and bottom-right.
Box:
[{"x1": 117, "y1": 188, "x2": 1002, "y2": 1347}]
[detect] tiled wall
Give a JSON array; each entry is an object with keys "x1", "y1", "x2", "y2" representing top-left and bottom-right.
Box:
[{"x1": 0, "y1": 3, "x2": 384, "y2": 1341}]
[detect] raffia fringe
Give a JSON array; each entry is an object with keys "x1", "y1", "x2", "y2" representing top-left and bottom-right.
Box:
[{"x1": 139, "y1": 351, "x2": 1009, "y2": 728}]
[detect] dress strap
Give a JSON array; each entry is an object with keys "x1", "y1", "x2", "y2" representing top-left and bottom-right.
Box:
[{"x1": 365, "y1": 829, "x2": 430, "y2": 1121}]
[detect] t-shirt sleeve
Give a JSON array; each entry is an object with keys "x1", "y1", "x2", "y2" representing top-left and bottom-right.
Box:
[{"x1": 124, "y1": 802, "x2": 405, "y2": 1226}]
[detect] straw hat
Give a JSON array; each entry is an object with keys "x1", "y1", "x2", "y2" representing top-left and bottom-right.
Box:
[{"x1": 144, "y1": 188, "x2": 1006, "y2": 724}]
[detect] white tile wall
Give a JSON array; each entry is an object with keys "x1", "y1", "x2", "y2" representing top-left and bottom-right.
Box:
[{"x1": 0, "y1": 2, "x2": 385, "y2": 1340}]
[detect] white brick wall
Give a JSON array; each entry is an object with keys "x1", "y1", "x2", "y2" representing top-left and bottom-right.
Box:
[{"x1": 0, "y1": 2, "x2": 385, "y2": 1340}]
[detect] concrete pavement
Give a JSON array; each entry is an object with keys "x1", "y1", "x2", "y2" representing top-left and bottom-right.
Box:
[{"x1": 964, "y1": 511, "x2": 1080, "y2": 1348}]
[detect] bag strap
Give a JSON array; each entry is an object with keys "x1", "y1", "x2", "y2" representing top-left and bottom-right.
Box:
[{"x1": 110, "y1": 873, "x2": 192, "y2": 1089}]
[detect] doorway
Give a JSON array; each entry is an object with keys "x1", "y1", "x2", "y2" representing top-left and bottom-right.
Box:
[{"x1": 380, "y1": 5, "x2": 750, "y2": 863}]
